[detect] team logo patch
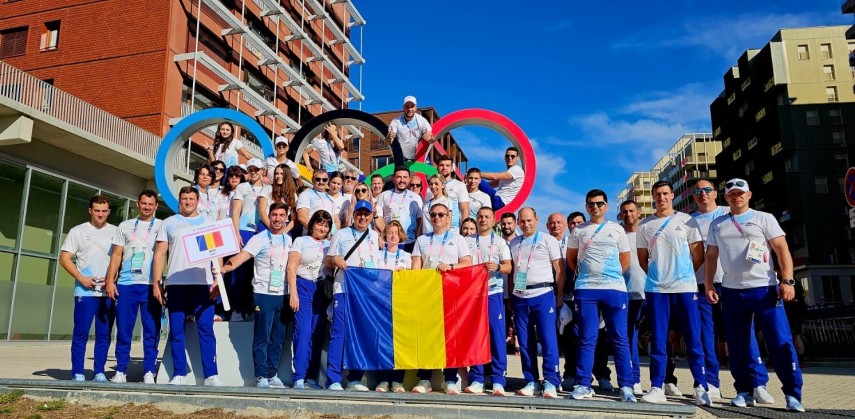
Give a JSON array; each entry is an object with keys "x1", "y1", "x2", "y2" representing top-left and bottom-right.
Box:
[{"x1": 549, "y1": 307, "x2": 554, "y2": 314}]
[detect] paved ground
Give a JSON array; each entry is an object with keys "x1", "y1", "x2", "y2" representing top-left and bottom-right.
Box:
[{"x1": 0, "y1": 341, "x2": 853, "y2": 418}]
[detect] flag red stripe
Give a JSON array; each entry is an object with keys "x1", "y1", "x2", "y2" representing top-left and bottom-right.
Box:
[
  {"x1": 442, "y1": 264, "x2": 491, "y2": 368},
  {"x1": 212, "y1": 230, "x2": 224, "y2": 247}
]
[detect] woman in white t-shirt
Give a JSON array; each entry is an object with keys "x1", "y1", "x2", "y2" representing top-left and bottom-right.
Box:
[
  {"x1": 258, "y1": 164, "x2": 297, "y2": 234},
  {"x1": 340, "y1": 182, "x2": 372, "y2": 228},
  {"x1": 206, "y1": 122, "x2": 252, "y2": 169},
  {"x1": 374, "y1": 220, "x2": 412, "y2": 393},
  {"x1": 218, "y1": 165, "x2": 244, "y2": 221},
  {"x1": 419, "y1": 174, "x2": 451, "y2": 236},
  {"x1": 194, "y1": 164, "x2": 221, "y2": 223},
  {"x1": 327, "y1": 172, "x2": 351, "y2": 229},
  {"x1": 286, "y1": 210, "x2": 332, "y2": 390},
  {"x1": 460, "y1": 218, "x2": 477, "y2": 237}
]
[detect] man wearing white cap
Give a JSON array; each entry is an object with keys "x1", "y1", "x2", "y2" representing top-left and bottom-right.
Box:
[
  {"x1": 265, "y1": 136, "x2": 299, "y2": 183},
  {"x1": 704, "y1": 178, "x2": 805, "y2": 412},
  {"x1": 387, "y1": 95, "x2": 434, "y2": 164}
]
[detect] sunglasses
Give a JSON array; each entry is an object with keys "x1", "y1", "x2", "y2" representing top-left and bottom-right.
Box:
[
  {"x1": 694, "y1": 187, "x2": 714, "y2": 195},
  {"x1": 228, "y1": 173, "x2": 242, "y2": 178},
  {"x1": 345, "y1": 176, "x2": 358, "y2": 181},
  {"x1": 213, "y1": 167, "x2": 225, "y2": 173},
  {"x1": 314, "y1": 177, "x2": 329, "y2": 183},
  {"x1": 355, "y1": 188, "x2": 368, "y2": 193},
  {"x1": 247, "y1": 168, "x2": 260, "y2": 173},
  {"x1": 429, "y1": 212, "x2": 448, "y2": 219},
  {"x1": 275, "y1": 143, "x2": 288, "y2": 148},
  {"x1": 408, "y1": 183, "x2": 422, "y2": 189},
  {"x1": 726, "y1": 180, "x2": 746, "y2": 188},
  {"x1": 586, "y1": 201, "x2": 606, "y2": 208},
  {"x1": 505, "y1": 154, "x2": 518, "y2": 159}
]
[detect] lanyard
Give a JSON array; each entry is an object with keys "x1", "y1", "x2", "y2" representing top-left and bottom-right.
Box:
[
  {"x1": 559, "y1": 236, "x2": 567, "y2": 260},
  {"x1": 384, "y1": 248, "x2": 401, "y2": 268},
  {"x1": 350, "y1": 227, "x2": 370, "y2": 264},
  {"x1": 390, "y1": 190, "x2": 408, "y2": 209},
  {"x1": 429, "y1": 231, "x2": 450, "y2": 261},
  {"x1": 131, "y1": 218, "x2": 155, "y2": 250},
  {"x1": 267, "y1": 230, "x2": 287, "y2": 269},
  {"x1": 314, "y1": 190, "x2": 333, "y2": 212},
  {"x1": 515, "y1": 232, "x2": 540, "y2": 271},
  {"x1": 728, "y1": 213, "x2": 749, "y2": 239},
  {"x1": 648, "y1": 214, "x2": 676, "y2": 254},
  {"x1": 475, "y1": 232, "x2": 495, "y2": 263},
  {"x1": 580, "y1": 222, "x2": 607, "y2": 258}
]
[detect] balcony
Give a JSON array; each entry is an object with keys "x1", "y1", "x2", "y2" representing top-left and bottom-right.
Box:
[{"x1": 301, "y1": 0, "x2": 366, "y2": 64}]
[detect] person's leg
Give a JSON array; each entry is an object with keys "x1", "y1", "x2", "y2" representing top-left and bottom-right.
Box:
[
  {"x1": 141, "y1": 285, "x2": 163, "y2": 375},
  {"x1": 721, "y1": 287, "x2": 754, "y2": 395},
  {"x1": 307, "y1": 281, "x2": 326, "y2": 380},
  {"x1": 266, "y1": 295, "x2": 287, "y2": 379},
  {"x1": 603, "y1": 291, "x2": 632, "y2": 389},
  {"x1": 93, "y1": 297, "x2": 115, "y2": 375},
  {"x1": 530, "y1": 292, "x2": 560, "y2": 387},
  {"x1": 561, "y1": 312, "x2": 577, "y2": 380},
  {"x1": 755, "y1": 286, "x2": 803, "y2": 401},
  {"x1": 114, "y1": 285, "x2": 139, "y2": 374},
  {"x1": 574, "y1": 298, "x2": 600, "y2": 388},
  {"x1": 252, "y1": 293, "x2": 274, "y2": 379},
  {"x1": 593, "y1": 325, "x2": 612, "y2": 382},
  {"x1": 292, "y1": 279, "x2": 314, "y2": 381},
  {"x1": 166, "y1": 286, "x2": 189, "y2": 377},
  {"x1": 627, "y1": 299, "x2": 644, "y2": 385},
  {"x1": 193, "y1": 285, "x2": 218, "y2": 378},
  {"x1": 674, "y1": 292, "x2": 706, "y2": 390},
  {"x1": 488, "y1": 293, "x2": 508, "y2": 387},
  {"x1": 511, "y1": 295, "x2": 536, "y2": 383},
  {"x1": 325, "y1": 294, "x2": 346, "y2": 387},
  {"x1": 645, "y1": 292, "x2": 670, "y2": 389},
  {"x1": 697, "y1": 283, "x2": 720, "y2": 389},
  {"x1": 233, "y1": 230, "x2": 256, "y2": 317},
  {"x1": 478, "y1": 180, "x2": 505, "y2": 210},
  {"x1": 71, "y1": 297, "x2": 98, "y2": 377}
]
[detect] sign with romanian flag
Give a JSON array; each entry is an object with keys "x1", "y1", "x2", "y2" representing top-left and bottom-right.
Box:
[
  {"x1": 342, "y1": 264, "x2": 490, "y2": 370},
  {"x1": 180, "y1": 219, "x2": 240, "y2": 265}
]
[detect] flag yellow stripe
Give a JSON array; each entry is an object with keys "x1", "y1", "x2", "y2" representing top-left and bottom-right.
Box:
[
  {"x1": 204, "y1": 233, "x2": 216, "y2": 250},
  {"x1": 392, "y1": 269, "x2": 445, "y2": 369}
]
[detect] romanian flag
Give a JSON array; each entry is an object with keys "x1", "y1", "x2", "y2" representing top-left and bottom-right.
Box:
[
  {"x1": 196, "y1": 231, "x2": 224, "y2": 252},
  {"x1": 343, "y1": 264, "x2": 490, "y2": 370}
]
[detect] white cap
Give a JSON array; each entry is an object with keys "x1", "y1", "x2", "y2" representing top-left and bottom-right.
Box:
[
  {"x1": 403, "y1": 95, "x2": 417, "y2": 106},
  {"x1": 246, "y1": 158, "x2": 263, "y2": 169},
  {"x1": 724, "y1": 178, "x2": 750, "y2": 194},
  {"x1": 238, "y1": 164, "x2": 248, "y2": 172},
  {"x1": 558, "y1": 303, "x2": 573, "y2": 335},
  {"x1": 274, "y1": 136, "x2": 288, "y2": 146}
]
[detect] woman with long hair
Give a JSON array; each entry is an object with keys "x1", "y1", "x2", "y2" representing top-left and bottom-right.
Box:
[
  {"x1": 419, "y1": 174, "x2": 451, "y2": 235},
  {"x1": 258, "y1": 164, "x2": 297, "y2": 234},
  {"x1": 264, "y1": 136, "x2": 300, "y2": 184},
  {"x1": 340, "y1": 181, "x2": 371, "y2": 228},
  {"x1": 327, "y1": 172, "x2": 351, "y2": 229},
  {"x1": 459, "y1": 217, "x2": 477, "y2": 237},
  {"x1": 194, "y1": 164, "x2": 220, "y2": 223},
  {"x1": 207, "y1": 122, "x2": 252, "y2": 169},
  {"x1": 211, "y1": 160, "x2": 227, "y2": 186},
  {"x1": 218, "y1": 165, "x2": 244, "y2": 221}
]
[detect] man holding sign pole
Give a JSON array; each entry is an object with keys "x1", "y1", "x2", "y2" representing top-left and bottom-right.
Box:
[{"x1": 152, "y1": 186, "x2": 229, "y2": 386}]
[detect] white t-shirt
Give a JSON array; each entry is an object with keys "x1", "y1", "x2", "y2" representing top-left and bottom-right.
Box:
[
  {"x1": 692, "y1": 206, "x2": 729, "y2": 284},
  {"x1": 389, "y1": 114, "x2": 431, "y2": 160},
  {"x1": 296, "y1": 189, "x2": 337, "y2": 221},
  {"x1": 442, "y1": 179, "x2": 469, "y2": 229},
  {"x1": 242, "y1": 230, "x2": 294, "y2": 296},
  {"x1": 328, "y1": 227, "x2": 380, "y2": 294},
  {"x1": 217, "y1": 190, "x2": 235, "y2": 221},
  {"x1": 569, "y1": 221, "x2": 629, "y2": 292},
  {"x1": 708, "y1": 210, "x2": 785, "y2": 290},
  {"x1": 623, "y1": 231, "x2": 646, "y2": 300},
  {"x1": 290, "y1": 236, "x2": 330, "y2": 281},
  {"x1": 637, "y1": 212, "x2": 702, "y2": 293},
  {"x1": 412, "y1": 230, "x2": 471, "y2": 268},
  {"x1": 375, "y1": 247, "x2": 413, "y2": 270},
  {"x1": 234, "y1": 182, "x2": 270, "y2": 232},
  {"x1": 157, "y1": 214, "x2": 213, "y2": 286},
  {"x1": 467, "y1": 190, "x2": 492, "y2": 219},
  {"x1": 331, "y1": 192, "x2": 351, "y2": 227},
  {"x1": 496, "y1": 165, "x2": 524, "y2": 205},
  {"x1": 376, "y1": 189, "x2": 424, "y2": 244},
  {"x1": 466, "y1": 233, "x2": 511, "y2": 295},
  {"x1": 309, "y1": 138, "x2": 341, "y2": 172},
  {"x1": 509, "y1": 232, "x2": 561, "y2": 298},
  {"x1": 197, "y1": 186, "x2": 221, "y2": 223},
  {"x1": 420, "y1": 196, "x2": 451, "y2": 235},
  {"x1": 61, "y1": 222, "x2": 117, "y2": 297},
  {"x1": 215, "y1": 139, "x2": 244, "y2": 169},
  {"x1": 113, "y1": 218, "x2": 163, "y2": 286},
  {"x1": 265, "y1": 155, "x2": 300, "y2": 180}
]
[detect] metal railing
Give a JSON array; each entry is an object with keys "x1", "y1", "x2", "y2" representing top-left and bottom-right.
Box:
[
  {"x1": 803, "y1": 318, "x2": 855, "y2": 346},
  {"x1": 0, "y1": 60, "x2": 161, "y2": 159}
]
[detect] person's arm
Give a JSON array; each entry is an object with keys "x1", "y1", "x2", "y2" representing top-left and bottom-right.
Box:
[
  {"x1": 497, "y1": 259, "x2": 512, "y2": 274},
  {"x1": 206, "y1": 142, "x2": 216, "y2": 163},
  {"x1": 59, "y1": 251, "x2": 95, "y2": 289},
  {"x1": 411, "y1": 256, "x2": 422, "y2": 270},
  {"x1": 231, "y1": 198, "x2": 244, "y2": 246},
  {"x1": 619, "y1": 251, "x2": 630, "y2": 274},
  {"x1": 456, "y1": 255, "x2": 472, "y2": 269},
  {"x1": 284, "y1": 209, "x2": 295, "y2": 234},
  {"x1": 704, "y1": 245, "x2": 720, "y2": 304},
  {"x1": 220, "y1": 250, "x2": 253, "y2": 275},
  {"x1": 258, "y1": 196, "x2": 270, "y2": 228},
  {"x1": 151, "y1": 241, "x2": 168, "y2": 305},
  {"x1": 105, "y1": 244, "x2": 124, "y2": 300},
  {"x1": 386, "y1": 120, "x2": 398, "y2": 142},
  {"x1": 689, "y1": 240, "x2": 704, "y2": 271},
  {"x1": 480, "y1": 170, "x2": 514, "y2": 181},
  {"x1": 287, "y1": 250, "x2": 301, "y2": 312},
  {"x1": 297, "y1": 208, "x2": 310, "y2": 229},
  {"x1": 237, "y1": 146, "x2": 253, "y2": 161},
  {"x1": 552, "y1": 258, "x2": 564, "y2": 308},
  {"x1": 566, "y1": 248, "x2": 579, "y2": 273},
  {"x1": 769, "y1": 235, "x2": 795, "y2": 301},
  {"x1": 326, "y1": 124, "x2": 345, "y2": 152},
  {"x1": 459, "y1": 201, "x2": 469, "y2": 222},
  {"x1": 302, "y1": 146, "x2": 314, "y2": 170},
  {"x1": 637, "y1": 248, "x2": 649, "y2": 274}
]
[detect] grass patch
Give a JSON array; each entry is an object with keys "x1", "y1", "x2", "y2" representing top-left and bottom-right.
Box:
[
  {"x1": 0, "y1": 391, "x2": 24, "y2": 405},
  {"x1": 36, "y1": 399, "x2": 65, "y2": 411},
  {"x1": 25, "y1": 415, "x2": 42, "y2": 419},
  {"x1": 0, "y1": 406, "x2": 14, "y2": 414}
]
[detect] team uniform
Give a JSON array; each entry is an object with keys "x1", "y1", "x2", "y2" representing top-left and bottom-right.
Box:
[
  {"x1": 197, "y1": 186, "x2": 221, "y2": 223},
  {"x1": 214, "y1": 139, "x2": 244, "y2": 169},
  {"x1": 296, "y1": 188, "x2": 338, "y2": 235},
  {"x1": 420, "y1": 196, "x2": 450, "y2": 235},
  {"x1": 389, "y1": 113, "x2": 431, "y2": 161},
  {"x1": 427, "y1": 179, "x2": 469, "y2": 230},
  {"x1": 157, "y1": 214, "x2": 218, "y2": 381},
  {"x1": 112, "y1": 217, "x2": 163, "y2": 379},
  {"x1": 62, "y1": 222, "x2": 117, "y2": 380},
  {"x1": 241, "y1": 230, "x2": 293, "y2": 382},
  {"x1": 637, "y1": 212, "x2": 708, "y2": 392},
  {"x1": 569, "y1": 221, "x2": 633, "y2": 392},
  {"x1": 375, "y1": 189, "x2": 423, "y2": 248},
  {"x1": 264, "y1": 156, "x2": 300, "y2": 180},
  {"x1": 481, "y1": 165, "x2": 524, "y2": 210},
  {"x1": 466, "y1": 233, "x2": 511, "y2": 388},
  {"x1": 289, "y1": 236, "x2": 331, "y2": 386},
  {"x1": 623, "y1": 230, "x2": 646, "y2": 388},
  {"x1": 708, "y1": 210, "x2": 803, "y2": 402},
  {"x1": 509, "y1": 232, "x2": 562, "y2": 390},
  {"x1": 308, "y1": 138, "x2": 341, "y2": 173},
  {"x1": 232, "y1": 182, "x2": 270, "y2": 317},
  {"x1": 467, "y1": 190, "x2": 492, "y2": 219}
]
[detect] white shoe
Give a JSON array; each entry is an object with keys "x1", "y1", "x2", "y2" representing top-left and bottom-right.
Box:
[
  {"x1": 445, "y1": 381, "x2": 460, "y2": 395},
  {"x1": 754, "y1": 386, "x2": 775, "y2": 404},
  {"x1": 168, "y1": 375, "x2": 185, "y2": 385},
  {"x1": 664, "y1": 383, "x2": 683, "y2": 396},
  {"x1": 516, "y1": 381, "x2": 542, "y2": 396},
  {"x1": 492, "y1": 383, "x2": 506, "y2": 396},
  {"x1": 641, "y1": 386, "x2": 668, "y2": 404},
  {"x1": 391, "y1": 382, "x2": 405, "y2": 393},
  {"x1": 412, "y1": 380, "x2": 432, "y2": 394},
  {"x1": 694, "y1": 386, "x2": 712, "y2": 406},
  {"x1": 464, "y1": 381, "x2": 484, "y2": 394},
  {"x1": 708, "y1": 384, "x2": 721, "y2": 400},
  {"x1": 204, "y1": 375, "x2": 223, "y2": 387},
  {"x1": 375, "y1": 381, "x2": 390, "y2": 392},
  {"x1": 256, "y1": 377, "x2": 269, "y2": 388},
  {"x1": 111, "y1": 372, "x2": 127, "y2": 383},
  {"x1": 633, "y1": 383, "x2": 643, "y2": 395},
  {"x1": 143, "y1": 372, "x2": 155, "y2": 384},
  {"x1": 346, "y1": 381, "x2": 369, "y2": 392}
]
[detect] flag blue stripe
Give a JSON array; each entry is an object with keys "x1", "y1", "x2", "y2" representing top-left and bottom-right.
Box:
[{"x1": 343, "y1": 267, "x2": 394, "y2": 370}]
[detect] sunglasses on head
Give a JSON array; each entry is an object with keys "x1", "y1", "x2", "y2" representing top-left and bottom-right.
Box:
[
  {"x1": 314, "y1": 177, "x2": 328, "y2": 183},
  {"x1": 429, "y1": 212, "x2": 448, "y2": 218},
  {"x1": 726, "y1": 180, "x2": 746, "y2": 188},
  {"x1": 586, "y1": 201, "x2": 606, "y2": 208},
  {"x1": 694, "y1": 187, "x2": 714, "y2": 195}
]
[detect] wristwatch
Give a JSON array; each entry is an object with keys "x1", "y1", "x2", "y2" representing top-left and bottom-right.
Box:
[{"x1": 780, "y1": 278, "x2": 796, "y2": 286}]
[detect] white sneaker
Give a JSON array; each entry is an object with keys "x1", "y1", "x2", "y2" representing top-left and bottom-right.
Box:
[
  {"x1": 111, "y1": 372, "x2": 127, "y2": 383},
  {"x1": 694, "y1": 386, "x2": 712, "y2": 406},
  {"x1": 664, "y1": 383, "x2": 683, "y2": 396},
  {"x1": 267, "y1": 376, "x2": 286, "y2": 388},
  {"x1": 412, "y1": 380, "x2": 432, "y2": 393},
  {"x1": 641, "y1": 386, "x2": 668, "y2": 404},
  {"x1": 492, "y1": 383, "x2": 506, "y2": 396},
  {"x1": 143, "y1": 372, "x2": 155, "y2": 384},
  {"x1": 516, "y1": 381, "x2": 542, "y2": 396},
  {"x1": 464, "y1": 381, "x2": 484, "y2": 394},
  {"x1": 445, "y1": 381, "x2": 460, "y2": 395},
  {"x1": 256, "y1": 377, "x2": 269, "y2": 388},
  {"x1": 168, "y1": 375, "x2": 185, "y2": 385},
  {"x1": 754, "y1": 386, "x2": 775, "y2": 404},
  {"x1": 204, "y1": 375, "x2": 223, "y2": 387},
  {"x1": 391, "y1": 382, "x2": 405, "y2": 393},
  {"x1": 633, "y1": 383, "x2": 643, "y2": 395},
  {"x1": 708, "y1": 384, "x2": 721, "y2": 400},
  {"x1": 375, "y1": 381, "x2": 390, "y2": 392},
  {"x1": 346, "y1": 381, "x2": 369, "y2": 392}
]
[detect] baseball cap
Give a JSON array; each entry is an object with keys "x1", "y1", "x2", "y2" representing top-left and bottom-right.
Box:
[
  {"x1": 558, "y1": 303, "x2": 573, "y2": 335},
  {"x1": 353, "y1": 200, "x2": 373, "y2": 213},
  {"x1": 274, "y1": 136, "x2": 289, "y2": 146},
  {"x1": 238, "y1": 164, "x2": 248, "y2": 172},
  {"x1": 246, "y1": 158, "x2": 263, "y2": 169},
  {"x1": 724, "y1": 178, "x2": 750, "y2": 194},
  {"x1": 403, "y1": 95, "x2": 417, "y2": 106}
]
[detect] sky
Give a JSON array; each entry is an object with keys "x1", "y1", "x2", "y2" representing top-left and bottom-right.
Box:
[{"x1": 352, "y1": 0, "x2": 852, "y2": 222}]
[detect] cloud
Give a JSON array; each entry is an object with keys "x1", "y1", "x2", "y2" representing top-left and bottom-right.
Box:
[{"x1": 614, "y1": 11, "x2": 849, "y2": 60}]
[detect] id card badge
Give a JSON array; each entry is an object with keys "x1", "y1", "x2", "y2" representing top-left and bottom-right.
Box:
[
  {"x1": 269, "y1": 267, "x2": 285, "y2": 293},
  {"x1": 363, "y1": 260, "x2": 376, "y2": 269},
  {"x1": 489, "y1": 272, "x2": 503, "y2": 288},
  {"x1": 391, "y1": 212, "x2": 402, "y2": 222},
  {"x1": 131, "y1": 248, "x2": 146, "y2": 277},
  {"x1": 514, "y1": 272, "x2": 528, "y2": 292},
  {"x1": 746, "y1": 240, "x2": 766, "y2": 264}
]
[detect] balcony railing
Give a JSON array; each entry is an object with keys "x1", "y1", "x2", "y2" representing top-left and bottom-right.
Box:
[{"x1": 0, "y1": 60, "x2": 161, "y2": 159}]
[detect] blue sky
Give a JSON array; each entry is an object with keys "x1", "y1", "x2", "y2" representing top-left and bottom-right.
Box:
[{"x1": 353, "y1": 0, "x2": 851, "y2": 221}]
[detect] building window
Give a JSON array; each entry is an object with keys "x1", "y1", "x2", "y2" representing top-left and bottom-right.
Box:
[
  {"x1": 797, "y1": 44, "x2": 809, "y2": 60},
  {"x1": 740, "y1": 78, "x2": 751, "y2": 91},
  {"x1": 744, "y1": 158, "x2": 754, "y2": 175},
  {"x1": 806, "y1": 110, "x2": 819, "y2": 125},
  {"x1": 814, "y1": 176, "x2": 828, "y2": 193},
  {"x1": 834, "y1": 151, "x2": 848, "y2": 170},
  {"x1": 755, "y1": 108, "x2": 766, "y2": 121},
  {"x1": 723, "y1": 137, "x2": 731, "y2": 148},
  {"x1": 830, "y1": 109, "x2": 843, "y2": 125},
  {"x1": 371, "y1": 156, "x2": 392, "y2": 171},
  {"x1": 823, "y1": 65, "x2": 835, "y2": 81},
  {"x1": 0, "y1": 26, "x2": 28, "y2": 58},
  {"x1": 747, "y1": 137, "x2": 758, "y2": 150},
  {"x1": 784, "y1": 156, "x2": 797, "y2": 172},
  {"x1": 727, "y1": 92, "x2": 736, "y2": 105},
  {"x1": 832, "y1": 129, "x2": 846, "y2": 146},
  {"x1": 764, "y1": 78, "x2": 774, "y2": 92},
  {"x1": 820, "y1": 43, "x2": 832, "y2": 59},
  {"x1": 732, "y1": 149, "x2": 742, "y2": 161},
  {"x1": 39, "y1": 21, "x2": 59, "y2": 51},
  {"x1": 771, "y1": 142, "x2": 783, "y2": 156},
  {"x1": 762, "y1": 171, "x2": 773, "y2": 184},
  {"x1": 827, "y1": 86, "x2": 839, "y2": 102},
  {"x1": 738, "y1": 102, "x2": 748, "y2": 118}
]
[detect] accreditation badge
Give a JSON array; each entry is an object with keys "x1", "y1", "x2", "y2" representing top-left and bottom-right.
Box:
[
  {"x1": 131, "y1": 246, "x2": 146, "y2": 277},
  {"x1": 269, "y1": 267, "x2": 285, "y2": 293},
  {"x1": 513, "y1": 271, "x2": 528, "y2": 292},
  {"x1": 746, "y1": 240, "x2": 767, "y2": 264}
]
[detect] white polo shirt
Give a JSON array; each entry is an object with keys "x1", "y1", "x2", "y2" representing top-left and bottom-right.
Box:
[
  {"x1": 61, "y1": 222, "x2": 117, "y2": 297},
  {"x1": 412, "y1": 230, "x2": 471, "y2": 268},
  {"x1": 623, "y1": 231, "x2": 646, "y2": 300},
  {"x1": 290, "y1": 236, "x2": 330, "y2": 281},
  {"x1": 389, "y1": 114, "x2": 431, "y2": 160},
  {"x1": 466, "y1": 232, "x2": 511, "y2": 295},
  {"x1": 328, "y1": 227, "x2": 379, "y2": 294},
  {"x1": 496, "y1": 165, "x2": 524, "y2": 205}
]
